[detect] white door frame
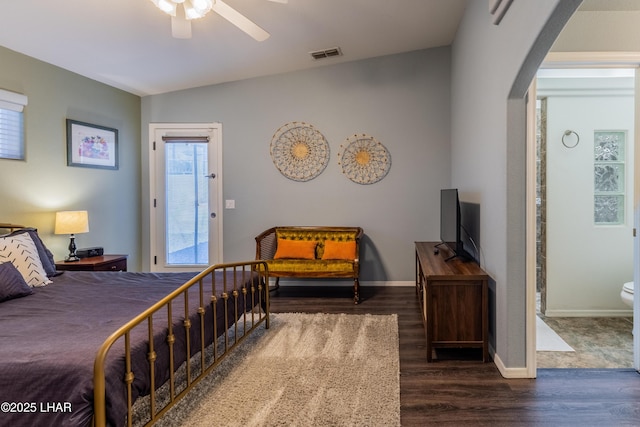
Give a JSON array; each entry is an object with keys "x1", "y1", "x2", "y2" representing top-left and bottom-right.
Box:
[
  {"x1": 148, "y1": 122, "x2": 223, "y2": 272},
  {"x1": 635, "y1": 68, "x2": 640, "y2": 371},
  {"x1": 526, "y1": 52, "x2": 640, "y2": 375}
]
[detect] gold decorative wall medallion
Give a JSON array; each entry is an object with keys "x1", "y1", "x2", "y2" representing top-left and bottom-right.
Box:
[
  {"x1": 338, "y1": 134, "x2": 391, "y2": 184},
  {"x1": 270, "y1": 122, "x2": 330, "y2": 182}
]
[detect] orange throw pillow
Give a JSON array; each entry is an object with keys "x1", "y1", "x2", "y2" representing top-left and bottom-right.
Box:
[
  {"x1": 321, "y1": 240, "x2": 356, "y2": 260},
  {"x1": 273, "y1": 239, "x2": 317, "y2": 259}
]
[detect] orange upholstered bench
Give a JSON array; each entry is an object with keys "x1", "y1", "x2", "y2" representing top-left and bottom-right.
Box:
[{"x1": 255, "y1": 226, "x2": 363, "y2": 304}]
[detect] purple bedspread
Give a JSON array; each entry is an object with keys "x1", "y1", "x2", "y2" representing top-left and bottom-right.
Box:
[{"x1": 0, "y1": 270, "x2": 260, "y2": 427}]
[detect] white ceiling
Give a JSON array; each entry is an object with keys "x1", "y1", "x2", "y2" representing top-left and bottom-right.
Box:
[{"x1": 0, "y1": 0, "x2": 467, "y2": 96}]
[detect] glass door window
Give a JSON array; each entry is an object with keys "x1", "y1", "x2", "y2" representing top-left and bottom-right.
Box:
[{"x1": 165, "y1": 141, "x2": 209, "y2": 265}]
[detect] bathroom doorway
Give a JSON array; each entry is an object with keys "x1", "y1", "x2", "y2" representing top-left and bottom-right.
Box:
[{"x1": 530, "y1": 63, "x2": 638, "y2": 370}]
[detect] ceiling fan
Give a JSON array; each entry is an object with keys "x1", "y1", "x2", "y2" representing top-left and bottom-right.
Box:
[{"x1": 149, "y1": 0, "x2": 287, "y2": 41}]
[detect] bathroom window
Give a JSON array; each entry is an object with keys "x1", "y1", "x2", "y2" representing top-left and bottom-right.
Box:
[{"x1": 593, "y1": 131, "x2": 625, "y2": 225}]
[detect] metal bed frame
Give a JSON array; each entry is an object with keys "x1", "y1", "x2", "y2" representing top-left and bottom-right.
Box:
[{"x1": 93, "y1": 260, "x2": 270, "y2": 427}]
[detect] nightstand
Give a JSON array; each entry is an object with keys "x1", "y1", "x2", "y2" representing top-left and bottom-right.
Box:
[{"x1": 55, "y1": 254, "x2": 128, "y2": 272}]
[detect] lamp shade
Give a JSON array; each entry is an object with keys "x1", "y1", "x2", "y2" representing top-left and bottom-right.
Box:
[{"x1": 54, "y1": 211, "x2": 89, "y2": 235}]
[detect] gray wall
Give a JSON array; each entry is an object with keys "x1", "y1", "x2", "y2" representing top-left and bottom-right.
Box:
[
  {"x1": 142, "y1": 48, "x2": 452, "y2": 281},
  {"x1": 451, "y1": 0, "x2": 581, "y2": 370},
  {"x1": 0, "y1": 46, "x2": 142, "y2": 270}
]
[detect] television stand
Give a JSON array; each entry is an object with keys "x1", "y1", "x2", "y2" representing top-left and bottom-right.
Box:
[{"x1": 415, "y1": 241, "x2": 490, "y2": 362}]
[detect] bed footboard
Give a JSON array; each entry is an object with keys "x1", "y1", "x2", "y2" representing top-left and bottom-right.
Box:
[{"x1": 93, "y1": 261, "x2": 269, "y2": 427}]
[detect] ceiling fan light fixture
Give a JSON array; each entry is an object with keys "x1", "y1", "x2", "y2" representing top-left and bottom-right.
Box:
[
  {"x1": 193, "y1": 0, "x2": 213, "y2": 8},
  {"x1": 183, "y1": 0, "x2": 213, "y2": 20},
  {"x1": 151, "y1": 0, "x2": 178, "y2": 16}
]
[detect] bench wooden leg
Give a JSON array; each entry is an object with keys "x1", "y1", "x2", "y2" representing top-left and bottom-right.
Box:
[{"x1": 353, "y1": 278, "x2": 360, "y2": 304}]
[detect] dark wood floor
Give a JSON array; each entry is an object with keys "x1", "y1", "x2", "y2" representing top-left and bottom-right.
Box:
[{"x1": 268, "y1": 285, "x2": 640, "y2": 426}]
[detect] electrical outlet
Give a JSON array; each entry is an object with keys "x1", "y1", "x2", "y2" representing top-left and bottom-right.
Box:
[{"x1": 225, "y1": 199, "x2": 235, "y2": 209}]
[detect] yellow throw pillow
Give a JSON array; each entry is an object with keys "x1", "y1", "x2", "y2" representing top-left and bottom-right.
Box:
[
  {"x1": 274, "y1": 239, "x2": 317, "y2": 259},
  {"x1": 321, "y1": 240, "x2": 356, "y2": 260}
]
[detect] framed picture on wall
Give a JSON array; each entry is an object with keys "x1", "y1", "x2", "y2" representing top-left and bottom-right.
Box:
[{"x1": 66, "y1": 119, "x2": 118, "y2": 170}]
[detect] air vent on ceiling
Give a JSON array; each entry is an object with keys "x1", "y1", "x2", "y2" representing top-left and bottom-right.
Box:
[{"x1": 309, "y1": 47, "x2": 343, "y2": 60}]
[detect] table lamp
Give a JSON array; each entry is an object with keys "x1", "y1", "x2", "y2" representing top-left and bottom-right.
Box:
[{"x1": 55, "y1": 210, "x2": 89, "y2": 262}]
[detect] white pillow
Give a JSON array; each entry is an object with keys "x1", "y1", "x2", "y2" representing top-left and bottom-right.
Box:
[{"x1": 0, "y1": 232, "x2": 52, "y2": 287}]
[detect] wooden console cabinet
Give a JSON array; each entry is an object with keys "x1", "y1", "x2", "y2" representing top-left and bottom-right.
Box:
[{"x1": 415, "y1": 242, "x2": 489, "y2": 362}]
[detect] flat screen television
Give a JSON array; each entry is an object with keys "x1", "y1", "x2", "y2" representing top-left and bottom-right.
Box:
[{"x1": 439, "y1": 188, "x2": 474, "y2": 261}]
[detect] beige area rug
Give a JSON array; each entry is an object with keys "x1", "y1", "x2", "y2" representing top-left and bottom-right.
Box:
[
  {"x1": 536, "y1": 315, "x2": 574, "y2": 352},
  {"x1": 153, "y1": 312, "x2": 400, "y2": 427}
]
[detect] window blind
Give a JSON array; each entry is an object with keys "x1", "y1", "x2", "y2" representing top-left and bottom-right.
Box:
[
  {"x1": 161, "y1": 136, "x2": 210, "y2": 142},
  {"x1": 0, "y1": 89, "x2": 27, "y2": 160},
  {"x1": 0, "y1": 108, "x2": 24, "y2": 160}
]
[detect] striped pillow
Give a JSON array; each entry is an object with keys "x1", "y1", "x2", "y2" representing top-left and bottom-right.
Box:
[{"x1": 0, "y1": 233, "x2": 52, "y2": 287}]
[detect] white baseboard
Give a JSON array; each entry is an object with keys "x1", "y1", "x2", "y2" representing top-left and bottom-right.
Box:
[
  {"x1": 273, "y1": 279, "x2": 414, "y2": 287},
  {"x1": 364, "y1": 281, "x2": 414, "y2": 287},
  {"x1": 544, "y1": 309, "x2": 633, "y2": 317},
  {"x1": 492, "y1": 351, "x2": 535, "y2": 378}
]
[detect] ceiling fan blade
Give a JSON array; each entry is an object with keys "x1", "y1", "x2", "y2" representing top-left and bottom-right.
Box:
[
  {"x1": 212, "y1": 0, "x2": 270, "y2": 41},
  {"x1": 171, "y1": 5, "x2": 192, "y2": 39},
  {"x1": 171, "y1": 15, "x2": 193, "y2": 38}
]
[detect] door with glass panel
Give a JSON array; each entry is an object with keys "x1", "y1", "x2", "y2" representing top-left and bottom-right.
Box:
[{"x1": 151, "y1": 123, "x2": 222, "y2": 272}]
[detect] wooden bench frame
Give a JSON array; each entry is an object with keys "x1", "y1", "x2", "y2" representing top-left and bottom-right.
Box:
[{"x1": 255, "y1": 226, "x2": 363, "y2": 304}]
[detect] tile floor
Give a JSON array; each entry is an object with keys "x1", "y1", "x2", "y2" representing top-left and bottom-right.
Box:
[
  {"x1": 536, "y1": 315, "x2": 634, "y2": 368},
  {"x1": 536, "y1": 292, "x2": 634, "y2": 368}
]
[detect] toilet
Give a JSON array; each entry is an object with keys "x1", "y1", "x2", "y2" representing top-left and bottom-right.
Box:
[{"x1": 621, "y1": 281, "x2": 634, "y2": 308}]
